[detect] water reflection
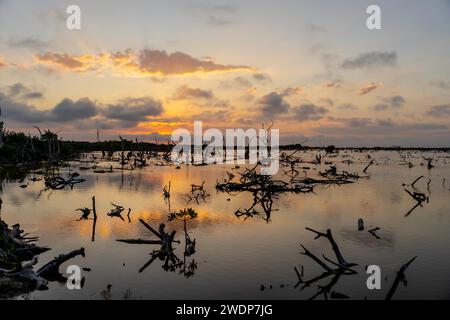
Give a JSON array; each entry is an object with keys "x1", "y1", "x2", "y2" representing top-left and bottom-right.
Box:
[
  {"x1": 339, "y1": 228, "x2": 395, "y2": 249},
  {"x1": 0, "y1": 150, "x2": 449, "y2": 299}
]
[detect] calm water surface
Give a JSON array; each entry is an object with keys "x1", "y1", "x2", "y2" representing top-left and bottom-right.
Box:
[{"x1": 1, "y1": 150, "x2": 450, "y2": 300}]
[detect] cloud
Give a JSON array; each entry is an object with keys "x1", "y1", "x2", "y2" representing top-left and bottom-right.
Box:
[
  {"x1": 345, "y1": 118, "x2": 372, "y2": 127},
  {"x1": 233, "y1": 76, "x2": 252, "y2": 88},
  {"x1": 404, "y1": 123, "x2": 448, "y2": 130},
  {"x1": 319, "y1": 98, "x2": 334, "y2": 107},
  {"x1": 190, "y1": 3, "x2": 236, "y2": 26},
  {"x1": 188, "y1": 110, "x2": 232, "y2": 122},
  {"x1": 372, "y1": 96, "x2": 405, "y2": 111},
  {"x1": 314, "y1": 117, "x2": 448, "y2": 137},
  {"x1": 171, "y1": 85, "x2": 230, "y2": 110},
  {"x1": 372, "y1": 103, "x2": 389, "y2": 111},
  {"x1": 34, "y1": 49, "x2": 253, "y2": 76},
  {"x1": 207, "y1": 5, "x2": 235, "y2": 13},
  {"x1": 137, "y1": 49, "x2": 251, "y2": 75},
  {"x1": 337, "y1": 103, "x2": 358, "y2": 110},
  {"x1": 8, "y1": 83, "x2": 28, "y2": 97},
  {"x1": 0, "y1": 92, "x2": 47, "y2": 123},
  {"x1": 219, "y1": 76, "x2": 253, "y2": 90},
  {"x1": 0, "y1": 94, "x2": 97, "y2": 124},
  {"x1": 246, "y1": 87, "x2": 257, "y2": 94},
  {"x1": 23, "y1": 91, "x2": 44, "y2": 99},
  {"x1": 386, "y1": 95, "x2": 405, "y2": 108},
  {"x1": 211, "y1": 99, "x2": 230, "y2": 109},
  {"x1": 425, "y1": 104, "x2": 450, "y2": 118},
  {"x1": 0, "y1": 56, "x2": 5, "y2": 67},
  {"x1": 103, "y1": 97, "x2": 164, "y2": 123},
  {"x1": 172, "y1": 85, "x2": 213, "y2": 100},
  {"x1": 0, "y1": 84, "x2": 164, "y2": 129},
  {"x1": 291, "y1": 103, "x2": 328, "y2": 122},
  {"x1": 342, "y1": 51, "x2": 397, "y2": 69},
  {"x1": 430, "y1": 80, "x2": 450, "y2": 90},
  {"x1": 8, "y1": 37, "x2": 50, "y2": 49},
  {"x1": 35, "y1": 52, "x2": 94, "y2": 71},
  {"x1": 209, "y1": 15, "x2": 234, "y2": 26},
  {"x1": 6, "y1": 83, "x2": 44, "y2": 100},
  {"x1": 360, "y1": 82, "x2": 382, "y2": 95},
  {"x1": 253, "y1": 73, "x2": 271, "y2": 82},
  {"x1": 306, "y1": 23, "x2": 327, "y2": 34},
  {"x1": 282, "y1": 87, "x2": 304, "y2": 96},
  {"x1": 323, "y1": 80, "x2": 341, "y2": 88},
  {"x1": 321, "y1": 53, "x2": 340, "y2": 71},
  {"x1": 50, "y1": 98, "x2": 98, "y2": 122},
  {"x1": 258, "y1": 92, "x2": 290, "y2": 117},
  {"x1": 190, "y1": 3, "x2": 236, "y2": 13}
]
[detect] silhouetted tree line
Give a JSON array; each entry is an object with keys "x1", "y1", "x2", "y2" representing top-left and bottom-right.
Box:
[{"x1": 0, "y1": 128, "x2": 173, "y2": 165}]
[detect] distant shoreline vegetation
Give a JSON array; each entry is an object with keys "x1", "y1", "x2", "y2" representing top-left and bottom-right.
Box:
[{"x1": 0, "y1": 128, "x2": 449, "y2": 166}]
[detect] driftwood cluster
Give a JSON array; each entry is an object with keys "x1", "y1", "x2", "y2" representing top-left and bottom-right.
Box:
[
  {"x1": 44, "y1": 172, "x2": 85, "y2": 190},
  {"x1": 403, "y1": 176, "x2": 430, "y2": 217},
  {"x1": 77, "y1": 135, "x2": 175, "y2": 174},
  {"x1": 215, "y1": 158, "x2": 365, "y2": 222},
  {"x1": 294, "y1": 227, "x2": 417, "y2": 300},
  {"x1": 117, "y1": 209, "x2": 198, "y2": 278},
  {"x1": 0, "y1": 218, "x2": 85, "y2": 298},
  {"x1": 185, "y1": 182, "x2": 209, "y2": 204},
  {"x1": 295, "y1": 228, "x2": 357, "y2": 300}
]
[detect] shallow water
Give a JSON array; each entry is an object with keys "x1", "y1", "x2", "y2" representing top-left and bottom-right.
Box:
[{"x1": 1, "y1": 150, "x2": 450, "y2": 300}]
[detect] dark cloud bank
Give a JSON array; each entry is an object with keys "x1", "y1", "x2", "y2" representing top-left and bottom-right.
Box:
[{"x1": 0, "y1": 83, "x2": 163, "y2": 130}]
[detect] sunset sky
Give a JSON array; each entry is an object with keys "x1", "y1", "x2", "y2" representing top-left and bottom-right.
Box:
[{"x1": 1, "y1": 0, "x2": 450, "y2": 146}]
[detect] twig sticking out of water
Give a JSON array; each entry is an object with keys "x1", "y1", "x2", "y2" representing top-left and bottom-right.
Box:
[
  {"x1": 162, "y1": 182, "x2": 172, "y2": 210},
  {"x1": 76, "y1": 207, "x2": 91, "y2": 221},
  {"x1": 404, "y1": 189, "x2": 428, "y2": 217},
  {"x1": 127, "y1": 208, "x2": 132, "y2": 223},
  {"x1": 91, "y1": 196, "x2": 97, "y2": 242},
  {"x1": 295, "y1": 228, "x2": 357, "y2": 300},
  {"x1": 385, "y1": 256, "x2": 417, "y2": 300},
  {"x1": 368, "y1": 227, "x2": 381, "y2": 239},
  {"x1": 423, "y1": 157, "x2": 434, "y2": 170},
  {"x1": 163, "y1": 182, "x2": 171, "y2": 199},
  {"x1": 363, "y1": 160, "x2": 374, "y2": 174},
  {"x1": 304, "y1": 228, "x2": 357, "y2": 269},
  {"x1": 107, "y1": 203, "x2": 125, "y2": 221},
  {"x1": 408, "y1": 175, "x2": 424, "y2": 188},
  {"x1": 426, "y1": 178, "x2": 431, "y2": 192}
]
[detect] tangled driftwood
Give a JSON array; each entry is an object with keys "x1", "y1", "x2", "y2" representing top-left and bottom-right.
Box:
[
  {"x1": 0, "y1": 219, "x2": 85, "y2": 298},
  {"x1": 185, "y1": 182, "x2": 209, "y2": 204},
  {"x1": 295, "y1": 227, "x2": 357, "y2": 300},
  {"x1": 216, "y1": 161, "x2": 364, "y2": 222},
  {"x1": 118, "y1": 218, "x2": 197, "y2": 278},
  {"x1": 44, "y1": 173, "x2": 85, "y2": 190},
  {"x1": 107, "y1": 203, "x2": 125, "y2": 221},
  {"x1": 404, "y1": 188, "x2": 429, "y2": 217}
]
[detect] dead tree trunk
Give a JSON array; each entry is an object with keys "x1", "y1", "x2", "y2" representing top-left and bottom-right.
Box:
[{"x1": 37, "y1": 248, "x2": 85, "y2": 278}]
